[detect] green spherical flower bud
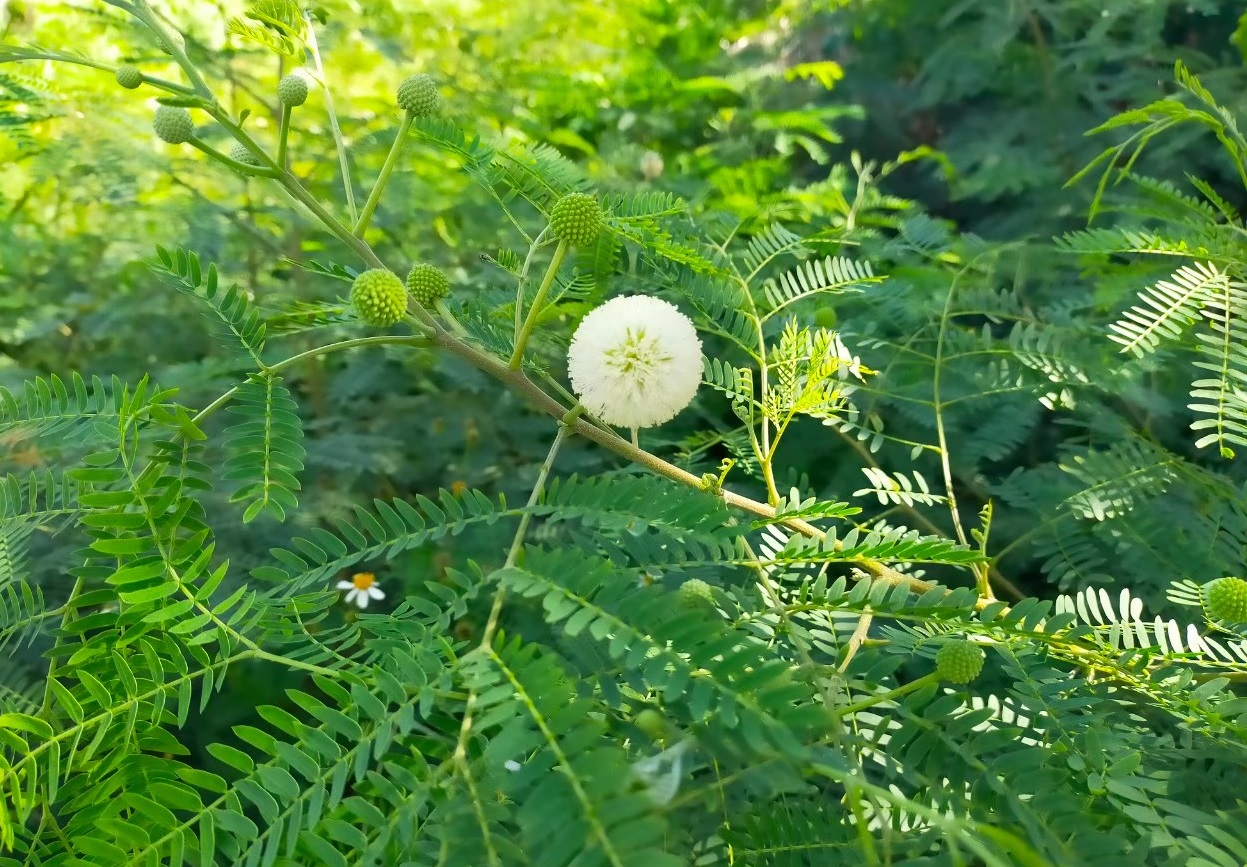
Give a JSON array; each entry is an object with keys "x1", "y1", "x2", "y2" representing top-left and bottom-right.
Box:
[
  {"x1": 677, "y1": 578, "x2": 715, "y2": 609},
  {"x1": 935, "y1": 639, "x2": 985, "y2": 685},
  {"x1": 549, "y1": 192, "x2": 603, "y2": 247},
  {"x1": 350, "y1": 269, "x2": 408, "y2": 328},
  {"x1": 814, "y1": 307, "x2": 837, "y2": 329},
  {"x1": 405, "y1": 263, "x2": 450, "y2": 306},
  {"x1": 115, "y1": 64, "x2": 143, "y2": 90},
  {"x1": 158, "y1": 32, "x2": 186, "y2": 56},
  {"x1": 278, "y1": 74, "x2": 309, "y2": 107},
  {"x1": 633, "y1": 708, "x2": 667, "y2": 740},
  {"x1": 228, "y1": 142, "x2": 262, "y2": 169},
  {"x1": 153, "y1": 106, "x2": 194, "y2": 144},
  {"x1": 1207, "y1": 577, "x2": 1247, "y2": 623},
  {"x1": 396, "y1": 74, "x2": 440, "y2": 116}
]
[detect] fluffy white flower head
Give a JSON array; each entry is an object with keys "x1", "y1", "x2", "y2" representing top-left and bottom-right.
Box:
[
  {"x1": 567, "y1": 295, "x2": 702, "y2": 429},
  {"x1": 336, "y1": 572, "x2": 385, "y2": 609}
]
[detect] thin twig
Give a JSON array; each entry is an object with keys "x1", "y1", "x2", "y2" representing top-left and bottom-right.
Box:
[{"x1": 303, "y1": 14, "x2": 357, "y2": 223}]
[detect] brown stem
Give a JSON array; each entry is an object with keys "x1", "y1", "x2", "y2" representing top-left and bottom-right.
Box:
[{"x1": 431, "y1": 330, "x2": 964, "y2": 603}]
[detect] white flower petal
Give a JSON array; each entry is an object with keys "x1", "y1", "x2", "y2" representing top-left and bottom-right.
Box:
[
  {"x1": 344, "y1": 588, "x2": 360, "y2": 605},
  {"x1": 567, "y1": 295, "x2": 702, "y2": 429},
  {"x1": 355, "y1": 593, "x2": 370, "y2": 609},
  {"x1": 335, "y1": 581, "x2": 354, "y2": 591},
  {"x1": 640, "y1": 150, "x2": 664, "y2": 180},
  {"x1": 368, "y1": 586, "x2": 385, "y2": 600}
]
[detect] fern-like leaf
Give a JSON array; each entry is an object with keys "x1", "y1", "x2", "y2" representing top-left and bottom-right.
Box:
[
  {"x1": 737, "y1": 223, "x2": 807, "y2": 279},
  {"x1": 1055, "y1": 226, "x2": 1224, "y2": 260},
  {"x1": 1107, "y1": 261, "x2": 1227, "y2": 357},
  {"x1": 538, "y1": 473, "x2": 732, "y2": 543},
  {"x1": 760, "y1": 255, "x2": 879, "y2": 320},
  {"x1": 412, "y1": 116, "x2": 497, "y2": 172},
  {"x1": 1189, "y1": 277, "x2": 1247, "y2": 457},
  {"x1": 854, "y1": 467, "x2": 946, "y2": 507},
  {"x1": 771, "y1": 525, "x2": 984, "y2": 567},
  {"x1": 150, "y1": 246, "x2": 268, "y2": 366},
  {"x1": 499, "y1": 547, "x2": 822, "y2": 753},
  {"x1": 459, "y1": 634, "x2": 683, "y2": 867},
  {"x1": 264, "y1": 300, "x2": 354, "y2": 337},
  {"x1": 766, "y1": 489, "x2": 861, "y2": 523},
  {"x1": 252, "y1": 488, "x2": 505, "y2": 594},
  {"x1": 223, "y1": 376, "x2": 305, "y2": 523},
  {"x1": 0, "y1": 519, "x2": 30, "y2": 592},
  {"x1": 0, "y1": 372, "x2": 121, "y2": 440},
  {"x1": 0, "y1": 578, "x2": 45, "y2": 655},
  {"x1": 0, "y1": 471, "x2": 81, "y2": 526},
  {"x1": 675, "y1": 272, "x2": 758, "y2": 358},
  {"x1": 1058, "y1": 439, "x2": 1179, "y2": 521},
  {"x1": 226, "y1": 0, "x2": 306, "y2": 57}
]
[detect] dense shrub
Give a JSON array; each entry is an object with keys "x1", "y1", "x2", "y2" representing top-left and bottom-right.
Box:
[{"x1": 2, "y1": 2, "x2": 1247, "y2": 864}]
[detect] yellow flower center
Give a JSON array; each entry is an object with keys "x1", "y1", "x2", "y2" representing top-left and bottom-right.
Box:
[
  {"x1": 351, "y1": 572, "x2": 376, "y2": 591},
  {"x1": 604, "y1": 328, "x2": 671, "y2": 379}
]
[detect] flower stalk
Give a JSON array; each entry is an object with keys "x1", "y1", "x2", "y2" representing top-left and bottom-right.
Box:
[
  {"x1": 831, "y1": 672, "x2": 941, "y2": 720},
  {"x1": 509, "y1": 239, "x2": 568, "y2": 368},
  {"x1": 304, "y1": 15, "x2": 358, "y2": 223},
  {"x1": 354, "y1": 113, "x2": 413, "y2": 236},
  {"x1": 189, "y1": 137, "x2": 278, "y2": 177},
  {"x1": 276, "y1": 104, "x2": 292, "y2": 170}
]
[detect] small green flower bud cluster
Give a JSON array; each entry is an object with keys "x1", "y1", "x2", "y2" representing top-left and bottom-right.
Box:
[
  {"x1": 1207, "y1": 577, "x2": 1247, "y2": 623},
  {"x1": 158, "y1": 32, "x2": 186, "y2": 56},
  {"x1": 677, "y1": 578, "x2": 715, "y2": 609},
  {"x1": 396, "y1": 74, "x2": 440, "y2": 116},
  {"x1": 549, "y1": 193, "x2": 603, "y2": 247},
  {"x1": 405, "y1": 263, "x2": 450, "y2": 307},
  {"x1": 278, "y1": 73, "x2": 309, "y2": 107},
  {"x1": 229, "y1": 143, "x2": 262, "y2": 170},
  {"x1": 935, "y1": 639, "x2": 985, "y2": 684},
  {"x1": 350, "y1": 269, "x2": 408, "y2": 327},
  {"x1": 115, "y1": 64, "x2": 143, "y2": 90},
  {"x1": 153, "y1": 106, "x2": 194, "y2": 144}
]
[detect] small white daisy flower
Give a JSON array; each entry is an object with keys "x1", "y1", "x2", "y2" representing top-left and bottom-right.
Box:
[
  {"x1": 336, "y1": 572, "x2": 385, "y2": 609},
  {"x1": 567, "y1": 295, "x2": 702, "y2": 429}
]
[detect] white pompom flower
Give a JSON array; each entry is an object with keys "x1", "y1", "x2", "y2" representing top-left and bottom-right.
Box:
[
  {"x1": 567, "y1": 295, "x2": 703, "y2": 429},
  {"x1": 336, "y1": 572, "x2": 385, "y2": 609}
]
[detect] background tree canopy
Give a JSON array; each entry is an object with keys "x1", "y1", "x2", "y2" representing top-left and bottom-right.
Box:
[{"x1": 3, "y1": 0, "x2": 1247, "y2": 864}]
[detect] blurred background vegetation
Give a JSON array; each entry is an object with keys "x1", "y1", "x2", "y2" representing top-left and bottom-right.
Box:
[{"x1": 3, "y1": 0, "x2": 1246, "y2": 758}]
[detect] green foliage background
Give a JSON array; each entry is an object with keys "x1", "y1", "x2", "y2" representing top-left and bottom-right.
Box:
[{"x1": 3, "y1": 0, "x2": 1247, "y2": 864}]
